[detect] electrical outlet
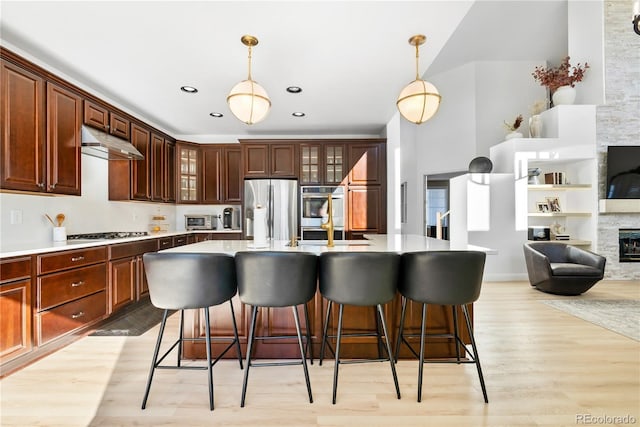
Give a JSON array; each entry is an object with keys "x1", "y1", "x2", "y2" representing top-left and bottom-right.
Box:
[{"x1": 10, "y1": 210, "x2": 22, "y2": 225}]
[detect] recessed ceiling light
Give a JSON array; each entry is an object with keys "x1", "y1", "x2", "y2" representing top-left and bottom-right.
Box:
[
  {"x1": 180, "y1": 86, "x2": 198, "y2": 93},
  {"x1": 286, "y1": 86, "x2": 303, "y2": 94},
  {"x1": 292, "y1": 112, "x2": 306, "y2": 117},
  {"x1": 209, "y1": 112, "x2": 223, "y2": 118}
]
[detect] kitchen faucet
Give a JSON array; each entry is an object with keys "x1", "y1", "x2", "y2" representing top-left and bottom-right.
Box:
[{"x1": 321, "y1": 194, "x2": 335, "y2": 247}]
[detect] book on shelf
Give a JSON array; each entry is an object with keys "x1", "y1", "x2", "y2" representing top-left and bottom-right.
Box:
[
  {"x1": 544, "y1": 172, "x2": 565, "y2": 185},
  {"x1": 553, "y1": 233, "x2": 571, "y2": 241}
]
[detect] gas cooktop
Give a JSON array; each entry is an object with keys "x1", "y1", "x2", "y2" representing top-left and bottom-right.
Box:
[{"x1": 67, "y1": 232, "x2": 149, "y2": 240}]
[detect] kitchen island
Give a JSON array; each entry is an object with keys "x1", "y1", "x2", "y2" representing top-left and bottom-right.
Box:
[{"x1": 161, "y1": 234, "x2": 495, "y2": 361}]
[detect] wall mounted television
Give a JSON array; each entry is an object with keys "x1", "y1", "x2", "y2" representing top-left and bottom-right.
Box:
[{"x1": 606, "y1": 145, "x2": 640, "y2": 199}]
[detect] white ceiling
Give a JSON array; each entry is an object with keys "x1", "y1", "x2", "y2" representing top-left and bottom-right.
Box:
[{"x1": 0, "y1": 1, "x2": 568, "y2": 142}]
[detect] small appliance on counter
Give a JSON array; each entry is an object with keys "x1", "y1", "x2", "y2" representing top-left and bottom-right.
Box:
[
  {"x1": 223, "y1": 207, "x2": 239, "y2": 229},
  {"x1": 185, "y1": 214, "x2": 216, "y2": 231}
]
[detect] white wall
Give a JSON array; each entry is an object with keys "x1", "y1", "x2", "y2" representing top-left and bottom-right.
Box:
[{"x1": 474, "y1": 61, "x2": 547, "y2": 156}]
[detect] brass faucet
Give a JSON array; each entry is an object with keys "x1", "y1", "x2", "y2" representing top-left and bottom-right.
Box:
[{"x1": 321, "y1": 194, "x2": 334, "y2": 247}]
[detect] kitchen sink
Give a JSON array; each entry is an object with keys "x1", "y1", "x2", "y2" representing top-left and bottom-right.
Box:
[{"x1": 297, "y1": 240, "x2": 370, "y2": 246}]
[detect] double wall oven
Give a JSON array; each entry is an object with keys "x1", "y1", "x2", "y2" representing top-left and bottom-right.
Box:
[{"x1": 300, "y1": 186, "x2": 345, "y2": 240}]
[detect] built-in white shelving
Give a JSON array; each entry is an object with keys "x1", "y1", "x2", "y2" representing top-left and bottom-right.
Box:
[{"x1": 489, "y1": 105, "x2": 598, "y2": 250}]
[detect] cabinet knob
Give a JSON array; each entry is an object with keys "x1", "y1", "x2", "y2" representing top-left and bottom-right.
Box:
[
  {"x1": 37, "y1": 183, "x2": 45, "y2": 189},
  {"x1": 71, "y1": 256, "x2": 85, "y2": 262},
  {"x1": 49, "y1": 183, "x2": 56, "y2": 190},
  {"x1": 71, "y1": 281, "x2": 85, "y2": 287},
  {"x1": 71, "y1": 311, "x2": 85, "y2": 319}
]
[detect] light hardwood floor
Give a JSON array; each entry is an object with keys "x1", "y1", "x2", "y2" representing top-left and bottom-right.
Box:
[{"x1": 1, "y1": 280, "x2": 638, "y2": 427}]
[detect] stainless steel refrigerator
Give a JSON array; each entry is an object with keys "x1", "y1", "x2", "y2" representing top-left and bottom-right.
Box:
[{"x1": 244, "y1": 178, "x2": 298, "y2": 241}]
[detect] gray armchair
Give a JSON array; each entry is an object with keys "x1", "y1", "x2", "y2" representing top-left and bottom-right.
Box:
[{"x1": 523, "y1": 242, "x2": 606, "y2": 295}]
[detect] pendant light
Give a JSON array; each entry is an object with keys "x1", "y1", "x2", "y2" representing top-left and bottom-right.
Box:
[
  {"x1": 227, "y1": 35, "x2": 271, "y2": 125},
  {"x1": 396, "y1": 34, "x2": 441, "y2": 124}
]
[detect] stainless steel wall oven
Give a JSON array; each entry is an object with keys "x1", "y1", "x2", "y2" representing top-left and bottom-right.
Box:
[{"x1": 300, "y1": 186, "x2": 345, "y2": 240}]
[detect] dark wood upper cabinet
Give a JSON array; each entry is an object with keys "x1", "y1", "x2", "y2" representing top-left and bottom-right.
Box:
[
  {"x1": 1, "y1": 60, "x2": 46, "y2": 193},
  {"x1": 201, "y1": 145, "x2": 222, "y2": 204},
  {"x1": 1, "y1": 60, "x2": 81, "y2": 196},
  {"x1": 224, "y1": 146, "x2": 242, "y2": 203},
  {"x1": 109, "y1": 112, "x2": 130, "y2": 140},
  {"x1": 348, "y1": 143, "x2": 384, "y2": 185},
  {"x1": 242, "y1": 143, "x2": 269, "y2": 177},
  {"x1": 82, "y1": 100, "x2": 109, "y2": 132},
  {"x1": 150, "y1": 133, "x2": 164, "y2": 201},
  {"x1": 325, "y1": 143, "x2": 347, "y2": 185},
  {"x1": 46, "y1": 82, "x2": 81, "y2": 195},
  {"x1": 130, "y1": 123, "x2": 150, "y2": 201},
  {"x1": 176, "y1": 142, "x2": 200, "y2": 203},
  {"x1": 83, "y1": 100, "x2": 130, "y2": 140},
  {"x1": 270, "y1": 143, "x2": 298, "y2": 177},
  {"x1": 241, "y1": 141, "x2": 297, "y2": 178},
  {"x1": 164, "y1": 139, "x2": 176, "y2": 203},
  {"x1": 300, "y1": 143, "x2": 322, "y2": 185}
]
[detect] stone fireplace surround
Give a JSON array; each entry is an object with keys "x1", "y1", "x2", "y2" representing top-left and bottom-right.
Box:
[{"x1": 595, "y1": 2, "x2": 640, "y2": 280}]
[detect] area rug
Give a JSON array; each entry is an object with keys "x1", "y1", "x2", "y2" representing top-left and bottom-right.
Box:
[
  {"x1": 542, "y1": 299, "x2": 640, "y2": 341},
  {"x1": 90, "y1": 302, "x2": 173, "y2": 336}
]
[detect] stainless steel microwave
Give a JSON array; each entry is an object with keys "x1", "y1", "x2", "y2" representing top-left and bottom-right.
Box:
[{"x1": 185, "y1": 214, "x2": 216, "y2": 230}]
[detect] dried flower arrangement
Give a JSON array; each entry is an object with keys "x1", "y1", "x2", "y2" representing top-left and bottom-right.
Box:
[
  {"x1": 529, "y1": 100, "x2": 547, "y2": 116},
  {"x1": 504, "y1": 114, "x2": 523, "y2": 132},
  {"x1": 532, "y1": 56, "x2": 590, "y2": 94}
]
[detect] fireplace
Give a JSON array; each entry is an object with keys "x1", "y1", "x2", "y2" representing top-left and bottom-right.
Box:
[{"x1": 619, "y1": 229, "x2": 640, "y2": 262}]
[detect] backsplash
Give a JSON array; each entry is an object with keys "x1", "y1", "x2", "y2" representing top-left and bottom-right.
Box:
[
  {"x1": 0, "y1": 154, "x2": 243, "y2": 247},
  {"x1": 0, "y1": 155, "x2": 176, "y2": 246}
]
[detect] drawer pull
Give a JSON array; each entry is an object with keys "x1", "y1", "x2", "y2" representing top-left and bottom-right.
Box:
[
  {"x1": 71, "y1": 281, "x2": 85, "y2": 287},
  {"x1": 71, "y1": 311, "x2": 85, "y2": 319},
  {"x1": 71, "y1": 256, "x2": 85, "y2": 262}
]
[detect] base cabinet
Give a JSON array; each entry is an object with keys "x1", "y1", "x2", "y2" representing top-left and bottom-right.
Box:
[
  {"x1": 0, "y1": 257, "x2": 32, "y2": 365},
  {"x1": 182, "y1": 290, "x2": 470, "y2": 360},
  {"x1": 108, "y1": 239, "x2": 158, "y2": 313},
  {"x1": 35, "y1": 247, "x2": 107, "y2": 346}
]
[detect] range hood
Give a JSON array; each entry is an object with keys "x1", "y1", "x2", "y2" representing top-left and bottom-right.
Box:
[{"x1": 81, "y1": 126, "x2": 144, "y2": 161}]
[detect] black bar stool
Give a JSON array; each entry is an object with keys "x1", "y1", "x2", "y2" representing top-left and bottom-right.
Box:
[
  {"x1": 141, "y1": 252, "x2": 243, "y2": 411},
  {"x1": 395, "y1": 250, "x2": 488, "y2": 403},
  {"x1": 235, "y1": 251, "x2": 318, "y2": 407},
  {"x1": 318, "y1": 252, "x2": 401, "y2": 404}
]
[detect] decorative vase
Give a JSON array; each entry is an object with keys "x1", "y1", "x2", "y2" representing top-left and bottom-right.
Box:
[
  {"x1": 528, "y1": 115, "x2": 542, "y2": 138},
  {"x1": 505, "y1": 131, "x2": 523, "y2": 140},
  {"x1": 552, "y1": 85, "x2": 576, "y2": 106}
]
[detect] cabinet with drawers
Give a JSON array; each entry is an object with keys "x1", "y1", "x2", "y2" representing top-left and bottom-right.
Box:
[{"x1": 35, "y1": 247, "x2": 107, "y2": 346}]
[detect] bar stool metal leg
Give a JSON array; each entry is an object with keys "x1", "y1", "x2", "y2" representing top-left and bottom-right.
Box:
[
  {"x1": 177, "y1": 310, "x2": 184, "y2": 367},
  {"x1": 377, "y1": 304, "x2": 401, "y2": 399},
  {"x1": 292, "y1": 306, "x2": 313, "y2": 403},
  {"x1": 204, "y1": 307, "x2": 214, "y2": 410},
  {"x1": 240, "y1": 306, "x2": 259, "y2": 408},
  {"x1": 303, "y1": 303, "x2": 313, "y2": 365},
  {"x1": 462, "y1": 304, "x2": 488, "y2": 403},
  {"x1": 418, "y1": 303, "x2": 427, "y2": 402},
  {"x1": 452, "y1": 306, "x2": 461, "y2": 363},
  {"x1": 229, "y1": 301, "x2": 243, "y2": 369},
  {"x1": 332, "y1": 304, "x2": 344, "y2": 404},
  {"x1": 141, "y1": 309, "x2": 169, "y2": 409},
  {"x1": 319, "y1": 300, "x2": 333, "y2": 366},
  {"x1": 395, "y1": 296, "x2": 408, "y2": 362}
]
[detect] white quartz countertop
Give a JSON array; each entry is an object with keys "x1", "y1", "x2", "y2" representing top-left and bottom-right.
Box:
[
  {"x1": 0, "y1": 230, "x2": 235, "y2": 259},
  {"x1": 161, "y1": 234, "x2": 497, "y2": 255}
]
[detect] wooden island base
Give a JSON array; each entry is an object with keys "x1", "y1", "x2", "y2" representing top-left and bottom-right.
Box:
[{"x1": 182, "y1": 291, "x2": 471, "y2": 360}]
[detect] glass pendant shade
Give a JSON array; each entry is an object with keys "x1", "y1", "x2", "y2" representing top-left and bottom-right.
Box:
[
  {"x1": 397, "y1": 79, "x2": 441, "y2": 124},
  {"x1": 396, "y1": 34, "x2": 441, "y2": 124},
  {"x1": 227, "y1": 79, "x2": 271, "y2": 125}
]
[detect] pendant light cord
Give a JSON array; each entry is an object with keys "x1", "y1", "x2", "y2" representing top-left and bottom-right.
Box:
[{"x1": 414, "y1": 43, "x2": 420, "y2": 80}]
